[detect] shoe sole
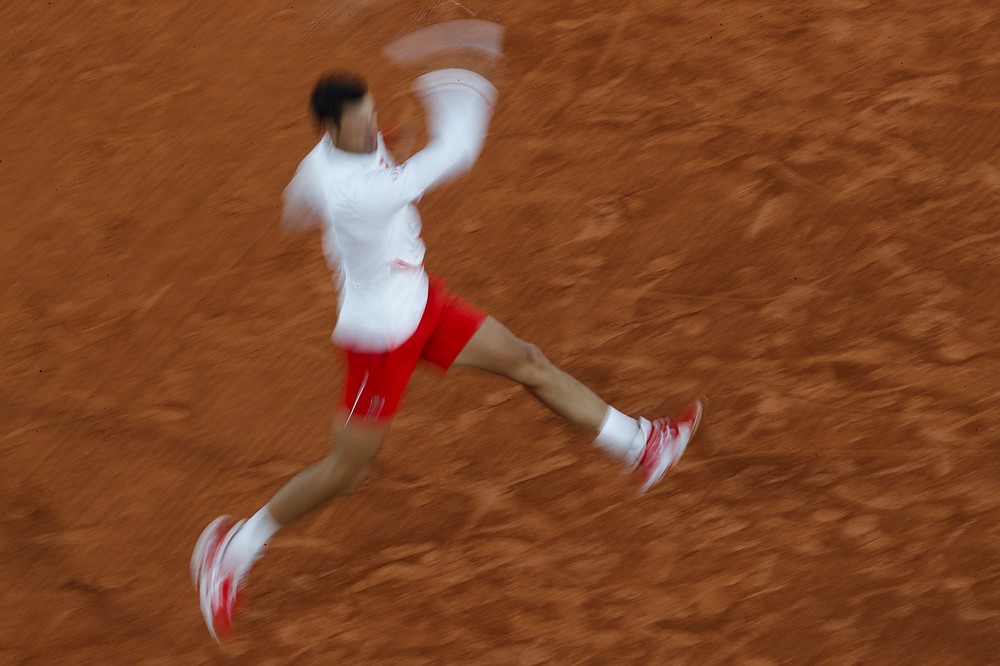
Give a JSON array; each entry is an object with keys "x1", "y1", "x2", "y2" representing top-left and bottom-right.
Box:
[
  {"x1": 193, "y1": 516, "x2": 245, "y2": 644},
  {"x1": 191, "y1": 516, "x2": 229, "y2": 589},
  {"x1": 638, "y1": 398, "x2": 704, "y2": 495},
  {"x1": 674, "y1": 398, "x2": 704, "y2": 464}
]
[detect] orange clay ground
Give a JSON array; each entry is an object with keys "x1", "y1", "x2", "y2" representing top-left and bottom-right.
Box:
[{"x1": 1, "y1": 0, "x2": 998, "y2": 663}]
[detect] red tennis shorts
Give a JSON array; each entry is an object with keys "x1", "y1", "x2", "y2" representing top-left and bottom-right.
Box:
[{"x1": 338, "y1": 277, "x2": 487, "y2": 423}]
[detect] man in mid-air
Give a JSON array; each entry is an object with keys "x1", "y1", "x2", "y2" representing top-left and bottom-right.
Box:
[{"x1": 192, "y1": 65, "x2": 703, "y2": 642}]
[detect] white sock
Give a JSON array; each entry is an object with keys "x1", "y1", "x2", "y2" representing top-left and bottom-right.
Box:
[
  {"x1": 224, "y1": 505, "x2": 281, "y2": 572},
  {"x1": 595, "y1": 406, "x2": 647, "y2": 468}
]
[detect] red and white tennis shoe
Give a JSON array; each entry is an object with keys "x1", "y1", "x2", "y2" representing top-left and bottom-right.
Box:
[
  {"x1": 634, "y1": 399, "x2": 703, "y2": 493},
  {"x1": 191, "y1": 516, "x2": 249, "y2": 643}
]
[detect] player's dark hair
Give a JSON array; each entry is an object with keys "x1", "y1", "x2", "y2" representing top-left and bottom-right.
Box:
[{"x1": 310, "y1": 72, "x2": 368, "y2": 129}]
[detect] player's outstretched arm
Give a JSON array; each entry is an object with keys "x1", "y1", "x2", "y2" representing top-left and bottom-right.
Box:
[{"x1": 354, "y1": 68, "x2": 498, "y2": 216}]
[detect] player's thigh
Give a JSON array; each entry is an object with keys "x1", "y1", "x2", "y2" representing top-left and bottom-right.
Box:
[
  {"x1": 452, "y1": 316, "x2": 547, "y2": 382},
  {"x1": 340, "y1": 345, "x2": 420, "y2": 424}
]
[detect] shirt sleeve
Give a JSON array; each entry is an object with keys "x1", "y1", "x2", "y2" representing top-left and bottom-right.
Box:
[{"x1": 352, "y1": 68, "x2": 498, "y2": 216}]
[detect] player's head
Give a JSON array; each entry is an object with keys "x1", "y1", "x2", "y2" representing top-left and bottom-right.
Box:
[{"x1": 311, "y1": 71, "x2": 378, "y2": 153}]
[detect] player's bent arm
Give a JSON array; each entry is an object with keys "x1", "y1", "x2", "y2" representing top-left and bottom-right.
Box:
[{"x1": 354, "y1": 68, "x2": 498, "y2": 216}]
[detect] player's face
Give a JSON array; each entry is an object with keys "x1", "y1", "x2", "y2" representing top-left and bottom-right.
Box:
[{"x1": 338, "y1": 93, "x2": 378, "y2": 153}]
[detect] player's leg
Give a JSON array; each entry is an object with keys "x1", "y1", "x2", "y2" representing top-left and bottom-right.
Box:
[
  {"x1": 221, "y1": 335, "x2": 415, "y2": 564},
  {"x1": 190, "y1": 415, "x2": 388, "y2": 643},
  {"x1": 192, "y1": 343, "x2": 415, "y2": 642},
  {"x1": 452, "y1": 316, "x2": 643, "y2": 459},
  {"x1": 453, "y1": 316, "x2": 607, "y2": 431},
  {"x1": 451, "y1": 315, "x2": 702, "y2": 487},
  {"x1": 266, "y1": 413, "x2": 389, "y2": 524},
  {"x1": 216, "y1": 413, "x2": 387, "y2": 575}
]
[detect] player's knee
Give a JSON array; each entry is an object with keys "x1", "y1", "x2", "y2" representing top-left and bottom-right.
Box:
[
  {"x1": 317, "y1": 446, "x2": 376, "y2": 493},
  {"x1": 322, "y1": 430, "x2": 382, "y2": 483},
  {"x1": 514, "y1": 341, "x2": 553, "y2": 388},
  {"x1": 336, "y1": 438, "x2": 380, "y2": 469}
]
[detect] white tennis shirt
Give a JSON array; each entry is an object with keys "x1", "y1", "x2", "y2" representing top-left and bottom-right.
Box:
[{"x1": 281, "y1": 69, "x2": 498, "y2": 352}]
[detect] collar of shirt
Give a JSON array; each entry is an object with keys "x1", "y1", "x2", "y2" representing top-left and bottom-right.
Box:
[{"x1": 321, "y1": 133, "x2": 386, "y2": 168}]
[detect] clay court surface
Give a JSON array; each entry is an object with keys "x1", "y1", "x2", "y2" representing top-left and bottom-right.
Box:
[{"x1": 2, "y1": 0, "x2": 998, "y2": 663}]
